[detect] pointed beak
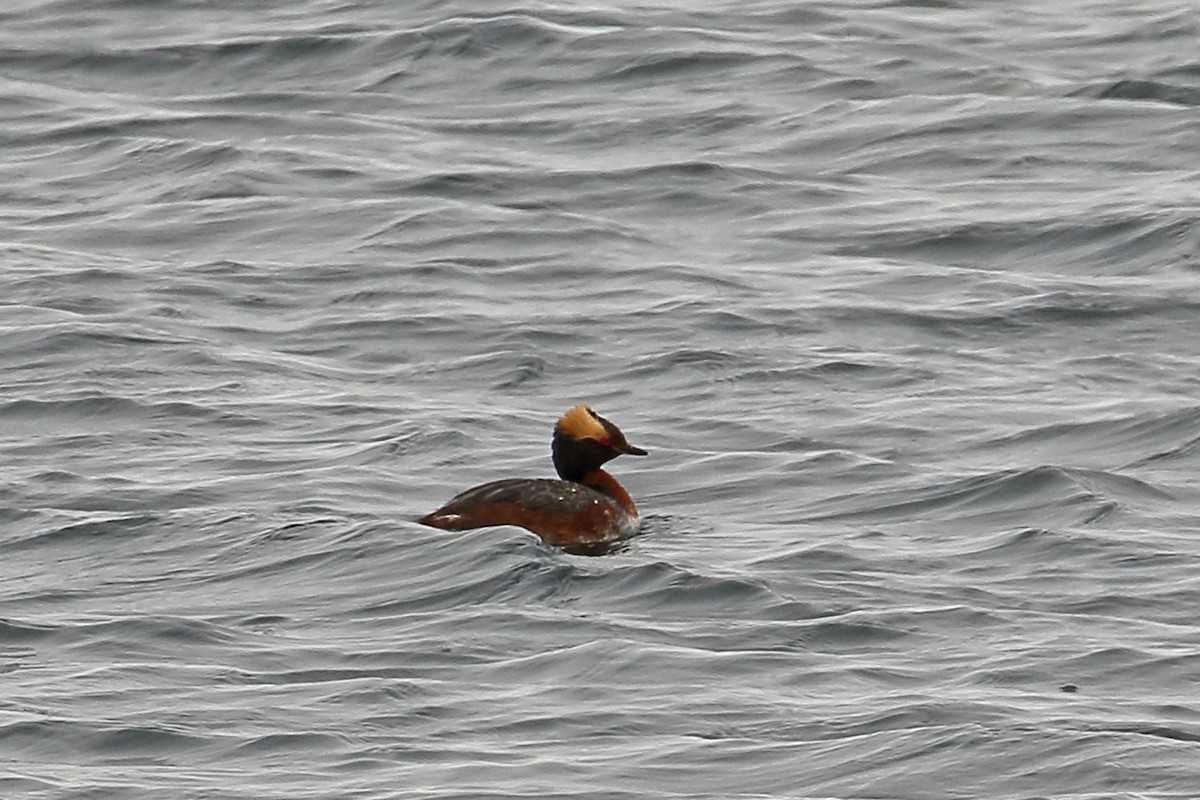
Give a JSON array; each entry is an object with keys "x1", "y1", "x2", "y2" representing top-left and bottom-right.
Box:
[{"x1": 621, "y1": 443, "x2": 648, "y2": 456}]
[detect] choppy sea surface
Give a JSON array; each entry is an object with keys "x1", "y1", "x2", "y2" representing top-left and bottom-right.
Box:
[{"x1": 3, "y1": 0, "x2": 1200, "y2": 797}]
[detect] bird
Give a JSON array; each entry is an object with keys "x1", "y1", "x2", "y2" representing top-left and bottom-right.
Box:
[{"x1": 418, "y1": 404, "x2": 647, "y2": 549}]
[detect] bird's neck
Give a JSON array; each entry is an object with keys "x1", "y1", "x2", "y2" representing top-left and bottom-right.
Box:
[{"x1": 581, "y1": 468, "x2": 638, "y2": 517}]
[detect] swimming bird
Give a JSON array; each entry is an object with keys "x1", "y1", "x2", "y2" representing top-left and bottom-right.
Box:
[{"x1": 418, "y1": 404, "x2": 647, "y2": 548}]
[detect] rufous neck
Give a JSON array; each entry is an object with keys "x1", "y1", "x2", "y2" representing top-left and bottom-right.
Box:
[{"x1": 581, "y1": 468, "x2": 638, "y2": 517}]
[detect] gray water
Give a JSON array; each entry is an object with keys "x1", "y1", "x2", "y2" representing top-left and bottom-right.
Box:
[{"x1": 3, "y1": 1, "x2": 1200, "y2": 797}]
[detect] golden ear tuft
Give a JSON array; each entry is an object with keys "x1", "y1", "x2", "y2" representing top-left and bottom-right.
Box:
[{"x1": 555, "y1": 403, "x2": 609, "y2": 441}]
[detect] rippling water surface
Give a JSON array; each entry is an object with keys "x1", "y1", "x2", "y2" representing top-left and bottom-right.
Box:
[{"x1": 3, "y1": 0, "x2": 1200, "y2": 797}]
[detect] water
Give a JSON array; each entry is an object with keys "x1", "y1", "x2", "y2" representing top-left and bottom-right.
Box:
[{"x1": 2, "y1": 0, "x2": 1199, "y2": 797}]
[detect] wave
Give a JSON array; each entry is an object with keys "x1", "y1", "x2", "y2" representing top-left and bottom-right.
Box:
[
  {"x1": 1072, "y1": 77, "x2": 1200, "y2": 108},
  {"x1": 836, "y1": 211, "x2": 1197, "y2": 277},
  {"x1": 796, "y1": 464, "x2": 1165, "y2": 529}
]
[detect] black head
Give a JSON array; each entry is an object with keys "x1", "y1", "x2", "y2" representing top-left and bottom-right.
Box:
[{"x1": 551, "y1": 404, "x2": 647, "y2": 481}]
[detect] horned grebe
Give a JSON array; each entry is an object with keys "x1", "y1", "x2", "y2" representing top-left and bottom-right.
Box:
[{"x1": 418, "y1": 404, "x2": 647, "y2": 548}]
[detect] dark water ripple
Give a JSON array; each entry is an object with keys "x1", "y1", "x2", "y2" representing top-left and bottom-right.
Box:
[{"x1": 3, "y1": 0, "x2": 1200, "y2": 798}]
